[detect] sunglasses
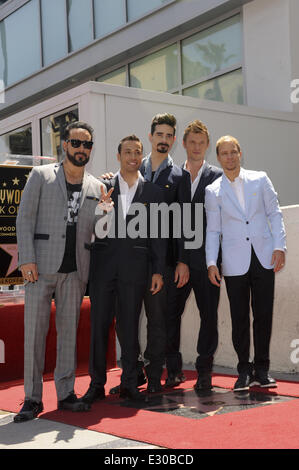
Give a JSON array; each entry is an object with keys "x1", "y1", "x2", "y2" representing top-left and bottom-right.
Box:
[{"x1": 66, "y1": 139, "x2": 94, "y2": 149}]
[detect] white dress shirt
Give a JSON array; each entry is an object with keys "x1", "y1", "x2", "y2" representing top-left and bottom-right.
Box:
[
  {"x1": 117, "y1": 170, "x2": 143, "y2": 218},
  {"x1": 227, "y1": 168, "x2": 246, "y2": 212},
  {"x1": 184, "y1": 161, "x2": 205, "y2": 199}
]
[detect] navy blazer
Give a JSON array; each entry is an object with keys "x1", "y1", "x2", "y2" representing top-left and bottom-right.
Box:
[
  {"x1": 90, "y1": 176, "x2": 166, "y2": 285},
  {"x1": 140, "y1": 161, "x2": 185, "y2": 267},
  {"x1": 177, "y1": 162, "x2": 222, "y2": 270}
]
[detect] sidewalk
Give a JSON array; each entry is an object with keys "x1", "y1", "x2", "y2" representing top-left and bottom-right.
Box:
[{"x1": 0, "y1": 410, "x2": 162, "y2": 449}]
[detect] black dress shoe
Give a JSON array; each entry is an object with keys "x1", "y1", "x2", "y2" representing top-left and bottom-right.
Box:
[
  {"x1": 58, "y1": 393, "x2": 91, "y2": 411},
  {"x1": 119, "y1": 386, "x2": 145, "y2": 401},
  {"x1": 109, "y1": 372, "x2": 147, "y2": 395},
  {"x1": 147, "y1": 379, "x2": 162, "y2": 393},
  {"x1": 165, "y1": 372, "x2": 186, "y2": 388},
  {"x1": 14, "y1": 400, "x2": 43, "y2": 423},
  {"x1": 250, "y1": 371, "x2": 277, "y2": 388},
  {"x1": 233, "y1": 372, "x2": 253, "y2": 391},
  {"x1": 194, "y1": 374, "x2": 212, "y2": 391},
  {"x1": 80, "y1": 384, "x2": 105, "y2": 404},
  {"x1": 109, "y1": 384, "x2": 121, "y2": 395}
]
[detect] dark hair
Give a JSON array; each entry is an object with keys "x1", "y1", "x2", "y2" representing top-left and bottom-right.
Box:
[
  {"x1": 118, "y1": 134, "x2": 143, "y2": 154},
  {"x1": 150, "y1": 113, "x2": 176, "y2": 136},
  {"x1": 63, "y1": 121, "x2": 94, "y2": 141}
]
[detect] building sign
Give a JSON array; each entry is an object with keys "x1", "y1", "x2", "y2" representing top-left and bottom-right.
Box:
[{"x1": 0, "y1": 165, "x2": 32, "y2": 285}]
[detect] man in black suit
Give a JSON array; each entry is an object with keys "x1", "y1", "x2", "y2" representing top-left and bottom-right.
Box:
[
  {"x1": 81, "y1": 135, "x2": 165, "y2": 401},
  {"x1": 164, "y1": 120, "x2": 222, "y2": 391}
]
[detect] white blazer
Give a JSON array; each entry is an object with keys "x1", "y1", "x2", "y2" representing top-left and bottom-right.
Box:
[{"x1": 205, "y1": 168, "x2": 286, "y2": 276}]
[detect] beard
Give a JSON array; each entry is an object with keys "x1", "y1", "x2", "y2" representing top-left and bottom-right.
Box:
[
  {"x1": 157, "y1": 143, "x2": 169, "y2": 154},
  {"x1": 67, "y1": 150, "x2": 90, "y2": 167}
]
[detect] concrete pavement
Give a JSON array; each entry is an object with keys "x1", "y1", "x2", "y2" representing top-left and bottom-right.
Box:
[{"x1": 0, "y1": 410, "x2": 162, "y2": 450}]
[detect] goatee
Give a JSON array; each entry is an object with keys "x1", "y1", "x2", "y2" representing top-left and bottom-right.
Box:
[
  {"x1": 67, "y1": 150, "x2": 90, "y2": 167},
  {"x1": 157, "y1": 144, "x2": 169, "y2": 154}
]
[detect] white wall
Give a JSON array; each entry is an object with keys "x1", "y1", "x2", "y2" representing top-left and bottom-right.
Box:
[
  {"x1": 82, "y1": 82, "x2": 299, "y2": 206},
  {"x1": 243, "y1": 0, "x2": 299, "y2": 112}
]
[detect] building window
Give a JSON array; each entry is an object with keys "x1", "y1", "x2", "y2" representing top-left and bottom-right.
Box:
[
  {"x1": 97, "y1": 67, "x2": 127, "y2": 86},
  {"x1": 0, "y1": 0, "x2": 41, "y2": 87},
  {"x1": 41, "y1": 0, "x2": 68, "y2": 66},
  {"x1": 94, "y1": 0, "x2": 126, "y2": 38},
  {"x1": 97, "y1": 14, "x2": 243, "y2": 105},
  {"x1": 181, "y1": 15, "x2": 242, "y2": 85},
  {"x1": 40, "y1": 106, "x2": 79, "y2": 162},
  {"x1": 183, "y1": 68, "x2": 243, "y2": 105},
  {"x1": 0, "y1": 124, "x2": 32, "y2": 157},
  {"x1": 67, "y1": 0, "x2": 93, "y2": 52},
  {"x1": 129, "y1": 44, "x2": 178, "y2": 92}
]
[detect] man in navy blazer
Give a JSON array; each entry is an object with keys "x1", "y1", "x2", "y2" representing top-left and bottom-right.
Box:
[
  {"x1": 205, "y1": 135, "x2": 286, "y2": 391},
  {"x1": 165, "y1": 120, "x2": 222, "y2": 392}
]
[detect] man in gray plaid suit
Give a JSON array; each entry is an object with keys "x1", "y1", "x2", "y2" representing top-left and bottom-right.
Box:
[{"x1": 14, "y1": 121, "x2": 107, "y2": 422}]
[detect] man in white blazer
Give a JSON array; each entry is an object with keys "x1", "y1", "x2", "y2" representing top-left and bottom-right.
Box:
[{"x1": 205, "y1": 135, "x2": 286, "y2": 391}]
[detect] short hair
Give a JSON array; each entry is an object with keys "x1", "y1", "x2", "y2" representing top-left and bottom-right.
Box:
[
  {"x1": 63, "y1": 121, "x2": 94, "y2": 141},
  {"x1": 117, "y1": 134, "x2": 143, "y2": 154},
  {"x1": 216, "y1": 135, "x2": 241, "y2": 155},
  {"x1": 183, "y1": 120, "x2": 210, "y2": 144},
  {"x1": 150, "y1": 113, "x2": 176, "y2": 136}
]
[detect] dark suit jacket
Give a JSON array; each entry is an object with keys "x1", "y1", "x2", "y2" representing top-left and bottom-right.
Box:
[
  {"x1": 177, "y1": 162, "x2": 222, "y2": 270},
  {"x1": 140, "y1": 162, "x2": 185, "y2": 267},
  {"x1": 90, "y1": 176, "x2": 166, "y2": 285}
]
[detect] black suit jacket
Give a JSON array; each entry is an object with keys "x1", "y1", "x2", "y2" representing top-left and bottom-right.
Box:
[
  {"x1": 177, "y1": 162, "x2": 222, "y2": 270},
  {"x1": 140, "y1": 161, "x2": 185, "y2": 267},
  {"x1": 90, "y1": 176, "x2": 166, "y2": 285}
]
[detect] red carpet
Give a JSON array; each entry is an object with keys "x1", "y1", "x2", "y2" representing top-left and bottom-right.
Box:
[
  {"x1": 1, "y1": 370, "x2": 299, "y2": 449},
  {"x1": 0, "y1": 298, "x2": 116, "y2": 382}
]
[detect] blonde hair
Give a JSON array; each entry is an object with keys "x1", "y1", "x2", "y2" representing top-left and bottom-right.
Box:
[
  {"x1": 183, "y1": 120, "x2": 210, "y2": 144},
  {"x1": 216, "y1": 135, "x2": 241, "y2": 155}
]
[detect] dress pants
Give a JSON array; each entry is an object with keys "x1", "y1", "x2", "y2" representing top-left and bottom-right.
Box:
[
  {"x1": 143, "y1": 266, "x2": 174, "y2": 381},
  {"x1": 165, "y1": 267, "x2": 219, "y2": 376},
  {"x1": 24, "y1": 272, "x2": 86, "y2": 402},
  {"x1": 224, "y1": 247, "x2": 275, "y2": 374},
  {"x1": 89, "y1": 278, "x2": 146, "y2": 389}
]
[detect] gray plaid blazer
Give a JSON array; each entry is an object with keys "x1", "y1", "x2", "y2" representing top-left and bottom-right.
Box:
[{"x1": 16, "y1": 162, "x2": 103, "y2": 283}]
